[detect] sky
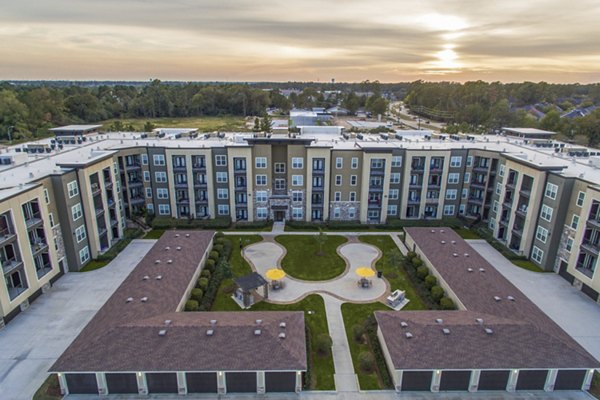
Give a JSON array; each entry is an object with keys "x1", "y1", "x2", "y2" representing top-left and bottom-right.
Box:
[{"x1": 1, "y1": 0, "x2": 600, "y2": 83}]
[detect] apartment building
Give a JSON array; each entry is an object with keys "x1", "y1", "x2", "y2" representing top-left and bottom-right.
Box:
[{"x1": 3, "y1": 126, "x2": 600, "y2": 327}]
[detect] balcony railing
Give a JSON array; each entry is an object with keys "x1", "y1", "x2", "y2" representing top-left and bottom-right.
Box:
[
  {"x1": 130, "y1": 196, "x2": 144, "y2": 205},
  {"x1": 177, "y1": 197, "x2": 190, "y2": 204},
  {"x1": 2, "y1": 258, "x2": 24, "y2": 275},
  {"x1": 407, "y1": 197, "x2": 421, "y2": 204},
  {"x1": 192, "y1": 163, "x2": 206, "y2": 171},
  {"x1": 581, "y1": 239, "x2": 600, "y2": 255},
  {"x1": 174, "y1": 181, "x2": 188, "y2": 189},
  {"x1": 0, "y1": 227, "x2": 16, "y2": 245},
  {"x1": 25, "y1": 213, "x2": 43, "y2": 228},
  {"x1": 576, "y1": 262, "x2": 595, "y2": 278},
  {"x1": 31, "y1": 240, "x2": 49, "y2": 255},
  {"x1": 173, "y1": 164, "x2": 187, "y2": 172},
  {"x1": 91, "y1": 184, "x2": 101, "y2": 197},
  {"x1": 36, "y1": 263, "x2": 52, "y2": 278}
]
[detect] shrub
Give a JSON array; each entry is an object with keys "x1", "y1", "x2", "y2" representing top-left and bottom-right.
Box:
[
  {"x1": 215, "y1": 231, "x2": 225, "y2": 239},
  {"x1": 234, "y1": 221, "x2": 273, "y2": 230},
  {"x1": 184, "y1": 300, "x2": 198, "y2": 311},
  {"x1": 197, "y1": 277, "x2": 209, "y2": 291},
  {"x1": 151, "y1": 217, "x2": 231, "y2": 230},
  {"x1": 358, "y1": 351, "x2": 376, "y2": 373},
  {"x1": 201, "y1": 269, "x2": 211, "y2": 280},
  {"x1": 440, "y1": 297, "x2": 456, "y2": 310},
  {"x1": 205, "y1": 259, "x2": 216, "y2": 272},
  {"x1": 424, "y1": 274, "x2": 437, "y2": 289},
  {"x1": 315, "y1": 333, "x2": 333, "y2": 356},
  {"x1": 199, "y1": 260, "x2": 230, "y2": 311},
  {"x1": 352, "y1": 324, "x2": 365, "y2": 343},
  {"x1": 416, "y1": 265, "x2": 429, "y2": 280},
  {"x1": 431, "y1": 285, "x2": 445, "y2": 302},
  {"x1": 220, "y1": 239, "x2": 233, "y2": 260},
  {"x1": 209, "y1": 251, "x2": 219, "y2": 261},
  {"x1": 191, "y1": 288, "x2": 203, "y2": 302},
  {"x1": 215, "y1": 237, "x2": 227, "y2": 246},
  {"x1": 412, "y1": 257, "x2": 423, "y2": 268},
  {"x1": 406, "y1": 251, "x2": 417, "y2": 260},
  {"x1": 213, "y1": 244, "x2": 224, "y2": 254}
]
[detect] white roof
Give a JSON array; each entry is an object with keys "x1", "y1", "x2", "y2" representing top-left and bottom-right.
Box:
[
  {"x1": 502, "y1": 127, "x2": 556, "y2": 136},
  {"x1": 49, "y1": 125, "x2": 102, "y2": 132}
]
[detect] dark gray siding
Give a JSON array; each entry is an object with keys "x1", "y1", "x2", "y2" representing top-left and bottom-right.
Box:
[
  {"x1": 65, "y1": 373, "x2": 98, "y2": 394},
  {"x1": 401, "y1": 371, "x2": 432, "y2": 391},
  {"x1": 106, "y1": 373, "x2": 138, "y2": 394},
  {"x1": 439, "y1": 370, "x2": 471, "y2": 391},
  {"x1": 478, "y1": 370, "x2": 509, "y2": 390},
  {"x1": 265, "y1": 372, "x2": 296, "y2": 392},
  {"x1": 515, "y1": 370, "x2": 548, "y2": 391},
  {"x1": 226, "y1": 372, "x2": 256, "y2": 393},
  {"x1": 186, "y1": 372, "x2": 218, "y2": 393},
  {"x1": 555, "y1": 369, "x2": 586, "y2": 390},
  {"x1": 146, "y1": 372, "x2": 178, "y2": 393}
]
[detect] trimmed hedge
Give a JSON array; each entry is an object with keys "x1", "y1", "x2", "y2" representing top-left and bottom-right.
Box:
[
  {"x1": 200, "y1": 269, "x2": 211, "y2": 280},
  {"x1": 151, "y1": 216, "x2": 231, "y2": 230},
  {"x1": 440, "y1": 297, "x2": 456, "y2": 310},
  {"x1": 191, "y1": 288, "x2": 203, "y2": 302},
  {"x1": 233, "y1": 221, "x2": 273, "y2": 230},
  {"x1": 431, "y1": 286, "x2": 445, "y2": 302},
  {"x1": 416, "y1": 265, "x2": 429, "y2": 280},
  {"x1": 197, "y1": 277, "x2": 209, "y2": 291},
  {"x1": 424, "y1": 275, "x2": 437, "y2": 289},
  {"x1": 185, "y1": 300, "x2": 199, "y2": 311}
]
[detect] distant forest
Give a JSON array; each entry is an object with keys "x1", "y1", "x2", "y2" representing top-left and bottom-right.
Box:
[{"x1": 1, "y1": 79, "x2": 600, "y2": 145}]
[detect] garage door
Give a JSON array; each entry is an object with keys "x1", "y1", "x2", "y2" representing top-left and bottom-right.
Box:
[
  {"x1": 478, "y1": 370, "x2": 510, "y2": 390},
  {"x1": 186, "y1": 372, "x2": 218, "y2": 393},
  {"x1": 516, "y1": 370, "x2": 548, "y2": 391},
  {"x1": 265, "y1": 372, "x2": 296, "y2": 392},
  {"x1": 106, "y1": 373, "x2": 138, "y2": 394},
  {"x1": 439, "y1": 370, "x2": 471, "y2": 391},
  {"x1": 146, "y1": 372, "x2": 178, "y2": 393},
  {"x1": 65, "y1": 373, "x2": 97, "y2": 394},
  {"x1": 558, "y1": 261, "x2": 574, "y2": 284},
  {"x1": 226, "y1": 372, "x2": 257, "y2": 393},
  {"x1": 401, "y1": 371, "x2": 433, "y2": 391},
  {"x1": 555, "y1": 370, "x2": 586, "y2": 390}
]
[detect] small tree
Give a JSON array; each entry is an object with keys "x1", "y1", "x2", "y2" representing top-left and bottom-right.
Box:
[
  {"x1": 185, "y1": 300, "x2": 199, "y2": 311},
  {"x1": 313, "y1": 228, "x2": 328, "y2": 256},
  {"x1": 197, "y1": 277, "x2": 209, "y2": 291},
  {"x1": 191, "y1": 288, "x2": 203, "y2": 302},
  {"x1": 431, "y1": 285, "x2": 445, "y2": 302},
  {"x1": 424, "y1": 274, "x2": 437, "y2": 289},
  {"x1": 143, "y1": 121, "x2": 156, "y2": 132},
  {"x1": 315, "y1": 333, "x2": 333, "y2": 356},
  {"x1": 253, "y1": 117, "x2": 261, "y2": 132},
  {"x1": 416, "y1": 265, "x2": 429, "y2": 280},
  {"x1": 440, "y1": 297, "x2": 456, "y2": 310},
  {"x1": 358, "y1": 352, "x2": 376, "y2": 373},
  {"x1": 260, "y1": 113, "x2": 273, "y2": 133}
]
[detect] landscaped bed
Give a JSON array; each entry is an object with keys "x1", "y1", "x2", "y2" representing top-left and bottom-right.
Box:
[{"x1": 275, "y1": 234, "x2": 348, "y2": 280}]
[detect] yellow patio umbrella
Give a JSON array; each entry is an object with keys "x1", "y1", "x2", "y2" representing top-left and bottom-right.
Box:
[
  {"x1": 265, "y1": 268, "x2": 286, "y2": 281},
  {"x1": 355, "y1": 267, "x2": 376, "y2": 278}
]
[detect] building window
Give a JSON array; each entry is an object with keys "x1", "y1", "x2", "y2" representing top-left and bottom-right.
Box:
[
  {"x1": 292, "y1": 157, "x2": 303, "y2": 169},
  {"x1": 274, "y1": 163, "x2": 285, "y2": 173},
  {"x1": 368, "y1": 210, "x2": 379, "y2": 219},
  {"x1": 462, "y1": 188, "x2": 468, "y2": 199},
  {"x1": 464, "y1": 172, "x2": 470, "y2": 183},
  {"x1": 390, "y1": 173, "x2": 401, "y2": 184},
  {"x1": 256, "y1": 175, "x2": 267, "y2": 186},
  {"x1": 566, "y1": 238, "x2": 573, "y2": 252},
  {"x1": 143, "y1": 171, "x2": 150, "y2": 182},
  {"x1": 147, "y1": 203, "x2": 154, "y2": 214},
  {"x1": 531, "y1": 246, "x2": 544, "y2": 264},
  {"x1": 499, "y1": 165, "x2": 505, "y2": 177},
  {"x1": 545, "y1": 183, "x2": 558, "y2": 200},
  {"x1": 158, "y1": 204, "x2": 170, "y2": 215},
  {"x1": 389, "y1": 189, "x2": 399, "y2": 200},
  {"x1": 444, "y1": 205, "x2": 455, "y2": 215},
  {"x1": 48, "y1": 213, "x2": 54, "y2": 227},
  {"x1": 387, "y1": 205, "x2": 398, "y2": 216},
  {"x1": 445, "y1": 189, "x2": 457, "y2": 200},
  {"x1": 146, "y1": 188, "x2": 152, "y2": 198},
  {"x1": 217, "y1": 188, "x2": 229, "y2": 199},
  {"x1": 155, "y1": 171, "x2": 167, "y2": 183},
  {"x1": 75, "y1": 225, "x2": 87, "y2": 243},
  {"x1": 349, "y1": 192, "x2": 357, "y2": 201},
  {"x1": 79, "y1": 246, "x2": 90, "y2": 264},
  {"x1": 71, "y1": 203, "x2": 82, "y2": 221},
  {"x1": 216, "y1": 171, "x2": 227, "y2": 183},
  {"x1": 67, "y1": 181, "x2": 79, "y2": 198},
  {"x1": 334, "y1": 191, "x2": 341, "y2": 201},
  {"x1": 333, "y1": 207, "x2": 341, "y2": 218},
  {"x1": 275, "y1": 179, "x2": 286, "y2": 190},
  {"x1": 256, "y1": 207, "x2": 268, "y2": 219},
  {"x1": 255, "y1": 157, "x2": 267, "y2": 169},
  {"x1": 336, "y1": 157, "x2": 343, "y2": 169},
  {"x1": 459, "y1": 204, "x2": 466, "y2": 214},
  {"x1": 292, "y1": 207, "x2": 303, "y2": 219},
  {"x1": 351, "y1": 157, "x2": 359, "y2": 169},
  {"x1": 292, "y1": 191, "x2": 303, "y2": 202},
  {"x1": 350, "y1": 175, "x2": 357, "y2": 186},
  {"x1": 493, "y1": 200, "x2": 499, "y2": 213},
  {"x1": 153, "y1": 154, "x2": 165, "y2": 166},
  {"x1": 141, "y1": 154, "x2": 148, "y2": 165},
  {"x1": 43, "y1": 189, "x2": 50, "y2": 204},
  {"x1": 536, "y1": 226, "x2": 548, "y2": 243},
  {"x1": 448, "y1": 173, "x2": 459, "y2": 184},
  {"x1": 218, "y1": 204, "x2": 229, "y2": 215},
  {"x1": 577, "y1": 191, "x2": 585, "y2": 207},
  {"x1": 571, "y1": 214, "x2": 580, "y2": 229},
  {"x1": 391, "y1": 156, "x2": 402, "y2": 167},
  {"x1": 335, "y1": 175, "x2": 342, "y2": 186},
  {"x1": 215, "y1": 155, "x2": 227, "y2": 166},
  {"x1": 496, "y1": 183, "x2": 502, "y2": 195},
  {"x1": 292, "y1": 175, "x2": 303, "y2": 186},
  {"x1": 255, "y1": 191, "x2": 268, "y2": 202},
  {"x1": 157, "y1": 188, "x2": 169, "y2": 199},
  {"x1": 541, "y1": 205, "x2": 553, "y2": 222},
  {"x1": 348, "y1": 207, "x2": 356, "y2": 219},
  {"x1": 371, "y1": 159, "x2": 383, "y2": 168},
  {"x1": 466, "y1": 156, "x2": 473, "y2": 167},
  {"x1": 450, "y1": 156, "x2": 461, "y2": 167}
]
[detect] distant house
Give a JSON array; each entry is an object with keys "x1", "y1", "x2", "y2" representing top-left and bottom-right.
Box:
[
  {"x1": 289, "y1": 109, "x2": 332, "y2": 127},
  {"x1": 561, "y1": 105, "x2": 599, "y2": 119},
  {"x1": 325, "y1": 106, "x2": 350, "y2": 116}
]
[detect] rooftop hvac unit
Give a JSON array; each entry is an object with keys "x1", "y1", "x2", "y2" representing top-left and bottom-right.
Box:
[
  {"x1": 476, "y1": 318, "x2": 484, "y2": 325},
  {"x1": 175, "y1": 233, "x2": 180, "y2": 237},
  {"x1": 156, "y1": 275, "x2": 163, "y2": 280},
  {"x1": 142, "y1": 275, "x2": 149, "y2": 280},
  {"x1": 494, "y1": 296, "x2": 501, "y2": 302},
  {"x1": 467, "y1": 268, "x2": 473, "y2": 272},
  {"x1": 141, "y1": 297, "x2": 148, "y2": 302},
  {"x1": 176, "y1": 246, "x2": 182, "y2": 251},
  {"x1": 155, "y1": 259, "x2": 161, "y2": 264},
  {"x1": 479, "y1": 268, "x2": 485, "y2": 272},
  {"x1": 436, "y1": 318, "x2": 443, "y2": 324},
  {"x1": 507, "y1": 296, "x2": 515, "y2": 301},
  {"x1": 210, "y1": 319, "x2": 217, "y2": 326},
  {"x1": 165, "y1": 246, "x2": 170, "y2": 251},
  {"x1": 167, "y1": 260, "x2": 173, "y2": 264}
]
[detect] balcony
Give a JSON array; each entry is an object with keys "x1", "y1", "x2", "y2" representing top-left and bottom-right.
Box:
[
  {"x1": 130, "y1": 196, "x2": 144, "y2": 205},
  {"x1": 98, "y1": 227, "x2": 108, "y2": 237},
  {"x1": 234, "y1": 166, "x2": 247, "y2": 173},
  {"x1": 0, "y1": 228, "x2": 16, "y2": 246},
  {"x1": 174, "y1": 181, "x2": 188, "y2": 189},
  {"x1": 110, "y1": 219, "x2": 118, "y2": 227},
  {"x1": 470, "y1": 180, "x2": 487, "y2": 189},
  {"x1": 429, "y1": 166, "x2": 443, "y2": 174},
  {"x1": 176, "y1": 197, "x2": 190, "y2": 205},
  {"x1": 512, "y1": 226, "x2": 523, "y2": 237},
  {"x1": 576, "y1": 262, "x2": 595, "y2": 278},
  {"x1": 407, "y1": 197, "x2": 421, "y2": 205},
  {"x1": 31, "y1": 240, "x2": 49, "y2": 256},
  {"x1": 235, "y1": 182, "x2": 248, "y2": 191},
  {"x1": 425, "y1": 197, "x2": 439, "y2": 204},
  {"x1": 581, "y1": 239, "x2": 600, "y2": 255},
  {"x1": 195, "y1": 180, "x2": 208, "y2": 188},
  {"x1": 104, "y1": 179, "x2": 113, "y2": 189},
  {"x1": 503, "y1": 200, "x2": 513, "y2": 209},
  {"x1": 192, "y1": 163, "x2": 206, "y2": 172},
  {"x1": 515, "y1": 205, "x2": 528, "y2": 217},
  {"x1": 7, "y1": 285, "x2": 27, "y2": 301},
  {"x1": 25, "y1": 213, "x2": 43, "y2": 229},
  {"x1": 36, "y1": 262, "x2": 52, "y2": 279},
  {"x1": 195, "y1": 198, "x2": 209, "y2": 205},
  {"x1": 91, "y1": 183, "x2": 101, "y2": 197},
  {"x1": 427, "y1": 182, "x2": 441, "y2": 189},
  {"x1": 95, "y1": 207, "x2": 105, "y2": 217},
  {"x1": 473, "y1": 165, "x2": 489, "y2": 173},
  {"x1": 370, "y1": 168, "x2": 385, "y2": 176},
  {"x1": 173, "y1": 164, "x2": 187, "y2": 172},
  {"x1": 368, "y1": 201, "x2": 382, "y2": 209},
  {"x1": 409, "y1": 182, "x2": 423, "y2": 189},
  {"x1": 411, "y1": 165, "x2": 425, "y2": 173},
  {"x1": 312, "y1": 186, "x2": 324, "y2": 192},
  {"x1": 107, "y1": 199, "x2": 116, "y2": 208},
  {"x1": 127, "y1": 179, "x2": 143, "y2": 188},
  {"x1": 506, "y1": 181, "x2": 517, "y2": 190},
  {"x1": 312, "y1": 168, "x2": 325, "y2": 175},
  {"x1": 519, "y1": 189, "x2": 531, "y2": 198},
  {"x1": 587, "y1": 218, "x2": 600, "y2": 230},
  {"x1": 369, "y1": 185, "x2": 384, "y2": 192},
  {"x1": 2, "y1": 258, "x2": 24, "y2": 275},
  {"x1": 468, "y1": 197, "x2": 484, "y2": 205},
  {"x1": 125, "y1": 162, "x2": 141, "y2": 171},
  {"x1": 499, "y1": 218, "x2": 509, "y2": 226}
]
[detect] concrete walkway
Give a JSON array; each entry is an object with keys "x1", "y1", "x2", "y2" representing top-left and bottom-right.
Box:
[
  {"x1": 0, "y1": 240, "x2": 156, "y2": 400},
  {"x1": 243, "y1": 240, "x2": 386, "y2": 303},
  {"x1": 468, "y1": 239, "x2": 600, "y2": 363}
]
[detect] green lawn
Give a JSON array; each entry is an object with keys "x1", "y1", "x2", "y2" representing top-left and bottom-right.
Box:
[
  {"x1": 359, "y1": 235, "x2": 427, "y2": 311},
  {"x1": 453, "y1": 228, "x2": 481, "y2": 240},
  {"x1": 99, "y1": 116, "x2": 248, "y2": 132},
  {"x1": 143, "y1": 229, "x2": 165, "y2": 239},
  {"x1": 33, "y1": 374, "x2": 61, "y2": 400},
  {"x1": 275, "y1": 235, "x2": 348, "y2": 280},
  {"x1": 341, "y1": 302, "x2": 391, "y2": 390},
  {"x1": 211, "y1": 294, "x2": 335, "y2": 390},
  {"x1": 512, "y1": 259, "x2": 546, "y2": 273}
]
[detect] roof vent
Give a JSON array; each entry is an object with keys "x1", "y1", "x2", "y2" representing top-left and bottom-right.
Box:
[
  {"x1": 167, "y1": 259, "x2": 173, "y2": 264},
  {"x1": 436, "y1": 318, "x2": 443, "y2": 324},
  {"x1": 164, "y1": 320, "x2": 172, "y2": 326},
  {"x1": 440, "y1": 229, "x2": 445, "y2": 233},
  {"x1": 155, "y1": 259, "x2": 161, "y2": 264},
  {"x1": 441, "y1": 240, "x2": 446, "y2": 244},
  {"x1": 479, "y1": 268, "x2": 485, "y2": 272},
  {"x1": 186, "y1": 233, "x2": 190, "y2": 237},
  {"x1": 442, "y1": 328, "x2": 450, "y2": 335},
  {"x1": 278, "y1": 332, "x2": 286, "y2": 339},
  {"x1": 451, "y1": 240, "x2": 456, "y2": 244},
  {"x1": 453, "y1": 253, "x2": 458, "y2": 257},
  {"x1": 507, "y1": 296, "x2": 515, "y2": 301},
  {"x1": 175, "y1": 233, "x2": 180, "y2": 237},
  {"x1": 476, "y1": 318, "x2": 484, "y2": 325},
  {"x1": 126, "y1": 297, "x2": 133, "y2": 303},
  {"x1": 256, "y1": 319, "x2": 263, "y2": 325},
  {"x1": 401, "y1": 321, "x2": 408, "y2": 328},
  {"x1": 176, "y1": 246, "x2": 182, "y2": 251},
  {"x1": 206, "y1": 329, "x2": 214, "y2": 336},
  {"x1": 279, "y1": 322, "x2": 286, "y2": 329},
  {"x1": 158, "y1": 329, "x2": 167, "y2": 336},
  {"x1": 405, "y1": 332, "x2": 413, "y2": 339},
  {"x1": 467, "y1": 268, "x2": 473, "y2": 272},
  {"x1": 464, "y1": 253, "x2": 469, "y2": 257},
  {"x1": 156, "y1": 275, "x2": 163, "y2": 280},
  {"x1": 254, "y1": 329, "x2": 262, "y2": 336},
  {"x1": 210, "y1": 319, "x2": 217, "y2": 326},
  {"x1": 143, "y1": 275, "x2": 150, "y2": 280},
  {"x1": 494, "y1": 296, "x2": 501, "y2": 302},
  {"x1": 431, "y1": 229, "x2": 435, "y2": 233},
  {"x1": 141, "y1": 297, "x2": 148, "y2": 302},
  {"x1": 165, "y1": 246, "x2": 170, "y2": 251},
  {"x1": 485, "y1": 328, "x2": 494, "y2": 335}
]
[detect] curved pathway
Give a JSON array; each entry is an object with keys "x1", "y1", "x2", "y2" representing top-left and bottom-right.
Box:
[{"x1": 243, "y1": 240, "x2": 387, "y2": 303}]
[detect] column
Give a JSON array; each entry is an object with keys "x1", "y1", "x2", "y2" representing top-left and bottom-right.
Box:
[
  {"x1": 177, "y1": 372, "x2": 187, "y2": 395},
  {"x1": 544, "y1": 369, "x2": 557, "y2": 391},
  {"x1": 217, "y1": 371, "x2": 226, "y2": 394},
  {"x1": 136, "y1": 372, "x2": 148, "y2": 395},
  {"x1": 257, "y1": 371, "x2": 265, "y2": 394},
  {"x1": 469, "y1": 370, "x2": 480, "y2": 392},
  {"x1": 431, "y1": 370, "x2": 441, "y2": 392},
  {"x1": 96, "y1": 372, "x2": 108, "y2": 395},
  {"x1": 583, "y1": 369, "x2": 595, "y2": 390},
  {"x1": 507, "y1": 369, "x2": 519, "y2": 392},
  {"x1": 57, "y1": 373, "x2": 69, "y2": 396},
  {"x1": 295, "y1": 371, "x2": 303, "y2": 393},
  {"x1": 395, "y1": 370, "x2": 404, "y2": 392}
]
